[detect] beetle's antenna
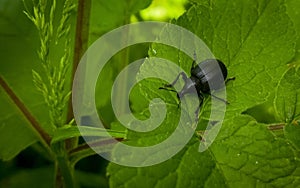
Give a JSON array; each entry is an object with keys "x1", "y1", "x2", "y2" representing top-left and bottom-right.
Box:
[
  {"x1": 192, "y1": 51, "x2": 197, "y2": 68},
  {"x1": 210, "y1": 94, "x2": 229, "y2": 104},
  {"x1": 159, "y1": 87, "x2": 177, "y2": 93},
  {"x1": 225, "y1": 77, "x2": 236, "y2": 84}
]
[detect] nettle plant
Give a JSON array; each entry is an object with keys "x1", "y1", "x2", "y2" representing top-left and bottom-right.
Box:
[{"x1": 0, "y1": 0, "x2": 300, "y2": 187}]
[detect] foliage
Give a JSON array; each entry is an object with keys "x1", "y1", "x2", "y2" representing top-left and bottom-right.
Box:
[
  {"x1": 107, "y1": 0, "x2": 300, "y2": 187},
  {"x1": 0, "y1": 0, "x2": 300, "y2": 187}
]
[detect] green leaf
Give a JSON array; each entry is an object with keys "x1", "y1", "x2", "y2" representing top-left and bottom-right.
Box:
[
  {"x1": 286, "y1": 0, "x2": 300, "y2": 62},
  {"x1": 157, "y1": 0, "x2": 295, "y2": 116},
  {"x1": 107, "y1": 0, "x2": 299, "y2": 187},
  {"x1": 0, "y1": 86, "x2": 37, "y2": 160},
  {"x1": 0, "y1": 0, "x2": 74, "y2": 160},
  {"x1": 0, "y1": 0, "x2": 49, "y2": 160},
  {"x1": 275, "y1": 67, "x2": 300, "y2": 122},
  {"x1": 108, "y1": 115, "x2": 300, "y2": 187},
  {"x1": 285, "y1": 124, "x2": 300, "y2": 151},
  {"x1": 275, "y1": 67, "x2": 300, "y2": 151},
  {"x1": 211, "y1": 115, "x2": 300, "y2": 187}
]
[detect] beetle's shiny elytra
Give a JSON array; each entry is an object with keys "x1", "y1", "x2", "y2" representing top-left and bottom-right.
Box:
[
  {"x1": 179, "y1": 59, "x2": 227, "y2": 98},
  {"x1": 159, "y1": 57, "x2": 234, "y2": 119}
]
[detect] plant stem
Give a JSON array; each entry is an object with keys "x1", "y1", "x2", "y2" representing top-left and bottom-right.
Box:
[
  {"x1": 56, "y1": 156, "x2": 75, "y2": 188},
  {"x1": 65, "y1": 0, "x2": 91, "y2": 152},
  {"x1": 53, "y1": 141, "x2": 76, "y2": 188},
  {"x1": 66, "y1": 0, "x2": 91, "y2": 123},
  {"x1": 68, "y1": 138, "x2": 125, "y2": 166},
  {"x1": 0, "y1": 76, "x2": 52, "y2": 154}
]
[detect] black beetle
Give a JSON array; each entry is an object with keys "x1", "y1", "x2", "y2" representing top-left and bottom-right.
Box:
[{"x1": 159, "y1": 55, "x2": 234, "y2": 119}]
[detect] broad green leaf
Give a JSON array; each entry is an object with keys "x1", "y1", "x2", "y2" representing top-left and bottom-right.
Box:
[
  {"x1": 110, "y1": 104, "x2": 180, "y2": 146},
  {"x1": 152, "y1": 0, "x2": 296, "y2": 116},
  {"x1": 275, "y1": 67, "x2": 300, "y2": 123},
  {"x1": 285, "y1": 124, "x2": 300, "y2": 151},
  {"x1": 0, "y1": 0, "x2": 45, "y2": 161},
  {"x1": 107, "y1": 0, "x2": 299, "y2": 187},
  {"x1": 211, "y1": 115, "x2": 300, "y2": 187},
  {"x1": 0, "y1": 0, "x2": 75, "y2": 160},
  {"x1": 108, "y1": 115, "x2": 300, "y2": 187},
  {"x1": 275, "y1": 67, "x2": 300, "y2": 151},
  {"x1": 286, "y1": 0, "x2": 300, "y2": 62},
  {"x1": 0, "y1": 86, "x2": 37, "y2": 160}
]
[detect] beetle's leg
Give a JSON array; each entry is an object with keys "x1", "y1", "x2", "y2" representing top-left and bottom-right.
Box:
[
  {"x1": 177, "y1": 98, "x2": 181, "y2": 109},
  {"x1": 206, "y1": 77, "x2": 234, "y2": 104},
  {"x1": 158, "y1": 87, "x2": 177, "y2": 93},
  {"x1": 194, "y1": 94, "x2": 204, "y2": 121},
  {"x1": 192, "y1": 51, "x2": 197, "y2": 69},
  {"x1": 210, "y1": 94, "x2": 229, "y2": 104},
  {"x1": 159, "y1": 72, "x2": 188, "y2": 89},
  {"x1": 225, "y1": 77, "x2": 235, "y2": 84},
  {"x1": 168, "y1": 72, "x2": 188, "y2": 86}
]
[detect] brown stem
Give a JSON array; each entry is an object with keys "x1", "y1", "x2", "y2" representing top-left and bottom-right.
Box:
[
  {"x1": 66, "y1": 0, "x2": 91, "y2": 123},
  {"x1": 0, "y1": 76, "x2": 51, "y2": 145},
  {"x1": 68, "y1": 138, "x2": 125, "y2": 155},
  {"x1": 68, "y1": 138, "x2": 125, "y2": 165},
  {"x1": 65, "y1": 0, "x2": 91, "y2": 152}
]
